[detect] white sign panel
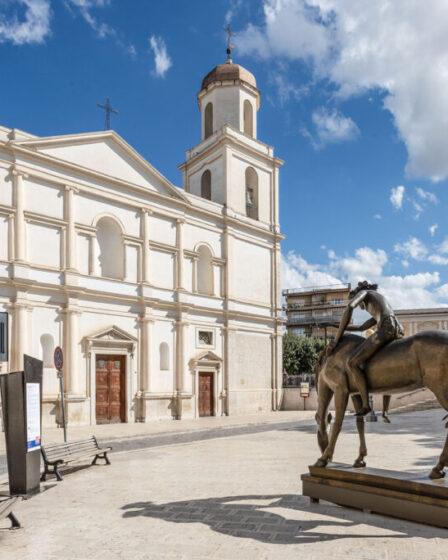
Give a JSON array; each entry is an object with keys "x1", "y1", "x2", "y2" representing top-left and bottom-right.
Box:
[{"x1": 26, "y1": 382, "x2": 41, "y2": 452}]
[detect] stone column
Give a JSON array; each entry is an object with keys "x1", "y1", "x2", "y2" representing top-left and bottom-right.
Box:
[
  {"x1": 191, "y1": 256, "x2": 198, "y2": 293},
  {"x1": 88, "y1": 234, "x2": 96, "y2": 275},
  {"x1": 10, "y1": 302, "x2": 29, "y2": 371},
  {"x1": 176, "y1": 219, "x2": 185, "y2": 290},
  {"x1": 140, "y1": 209, "x2": 151, "y2": 283},
  {"x1": 12, "y1": 167, "x2": 28, "y2": 263},
  {"x1": 64, "y1": 307, "x2": 81, "y2": 395},
  {"x1": 64, "y1": 186, "x2": 78, "y2": 271},
  {"x1": 175, "y1": 317, "x2": 188, "y2": 419},
  {"x1": 140, "y1": 315, "x2": 153, "y2": 393},
  {"x1": 8, "y1": 213, "x2": 15, "y2": 261}
]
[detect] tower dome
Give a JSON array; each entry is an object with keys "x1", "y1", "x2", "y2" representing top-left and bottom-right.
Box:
[{"x1": 200, "y1": 62, "x2": 258, "y2": 92}]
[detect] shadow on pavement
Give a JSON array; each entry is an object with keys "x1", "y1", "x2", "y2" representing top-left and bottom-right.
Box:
[{"x1": 121, "y1": 493, "x2": 445, "y2": 544}]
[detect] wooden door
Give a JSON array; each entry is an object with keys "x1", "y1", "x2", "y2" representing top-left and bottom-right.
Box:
[
  {"x1": 198, "y1": 372, "x2": 214, "y2": 417},
  {"x1": 96, "y1": 355, "x2": 125, "y2": 424}
]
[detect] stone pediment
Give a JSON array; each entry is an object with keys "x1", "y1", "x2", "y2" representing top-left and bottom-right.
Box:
[
  {"x1": 189, "y1": 350, "x2": 222, "y2": 368},
  {"x1": 14, "y1": 131, "x2": 187, "y2": 202},
  {"x1": 83, "y1": 326, "x2": 137, "y2": 353}
]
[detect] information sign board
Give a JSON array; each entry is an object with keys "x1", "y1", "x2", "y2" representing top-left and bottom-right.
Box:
[
  {"x1": 300, "y1": 382, "x2": 310, "y2": 397},
  {"x1": 26, "y1": 382, "x2": 41, "y2": 452}
]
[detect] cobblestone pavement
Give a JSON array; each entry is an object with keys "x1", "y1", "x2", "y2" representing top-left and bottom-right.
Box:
[{"x1": 1, "y1": 409, "x2": 448, "y2": 559}]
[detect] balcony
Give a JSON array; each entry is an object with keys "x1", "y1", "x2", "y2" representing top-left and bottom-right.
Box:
[{"x1": 287, "y1": 315, "x2": 343, "y2": 326}]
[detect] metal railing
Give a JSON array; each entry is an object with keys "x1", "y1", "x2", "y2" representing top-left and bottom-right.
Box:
[
  {"x1": 282, "y1": 283, "x2": 350, "y2": 296},
  {"x1": 283, "y1": 373, "x2": 316, "y2": 388}
]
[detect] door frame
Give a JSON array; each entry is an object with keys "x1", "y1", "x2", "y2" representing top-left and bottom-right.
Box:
[
  {"x1": 84, "y1": 326, "x2": 137, "y2": 426},
  {"x1": 198, "y1": 371, "x2": 215, "y2": 418},
  {"x1": 95, "y1": 354, "x2": 126, "y2": 424}
]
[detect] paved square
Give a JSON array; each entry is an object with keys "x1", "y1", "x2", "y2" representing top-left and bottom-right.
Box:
[{"x1": 1, "y1": 410, "x2": 448, "y2": 559}]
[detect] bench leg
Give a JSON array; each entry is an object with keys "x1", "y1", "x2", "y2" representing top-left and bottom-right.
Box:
[
  {"x1": 53, "y1": 465, "x2": 63, "y2": 482},
  {"x1": 92, "y1": 453, "x2": 111, "y2": 466},
  {"x1": 8, "y1": 512, "x2": 21, "y2": 530}
]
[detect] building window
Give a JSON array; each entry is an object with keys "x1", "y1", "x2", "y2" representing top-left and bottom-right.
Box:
[
  {"x1": 40, "y1": 334, "x2": 55, "y2": 368},
  {"x1": 243, "y1": 100, "x2": 254, "y2": 137},
  {"x1": 204, "y1": 102, "x2": 213, "y2": 139},
  {"x1": 197, "y1": 245, "x2": 214, "y2": 295},
  {"x1": 201, "y1": 170, "x2": 212, "y2": 200},
  {"x1": 96, "y1": 216, "x2": 124, "y2": 280},
  {"x1": 159, "y1": 342, "x2": 169, "y2": 370},
  {"x1": 197, "y1": 330, "x2": 214, "y2": 347},
  {"x1": 245, "y1": 167, "x2": 258, "y2": 220}
]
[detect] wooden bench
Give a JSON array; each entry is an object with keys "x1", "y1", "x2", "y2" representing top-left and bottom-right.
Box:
[
  {"x1": 40, "y1": 436, "x2": 112, "y2": 482},
  {"x1": 0, "y1": 497, "x2": 21, "y2": 529}
]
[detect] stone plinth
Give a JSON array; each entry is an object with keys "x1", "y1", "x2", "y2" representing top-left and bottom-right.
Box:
[{"x1": 301, "y1": 463, "x2": 448, "y2": 529}]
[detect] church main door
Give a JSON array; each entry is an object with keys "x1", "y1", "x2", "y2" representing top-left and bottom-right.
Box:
[
  {"x1": 95, "y1": 355, "x2": 125, "y2": 424},
  {"x1": 198, "y1": 372, "x2": 214, "y2": 417}
]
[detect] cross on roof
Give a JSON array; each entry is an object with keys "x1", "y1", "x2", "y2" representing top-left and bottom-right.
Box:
[
  {"x1": 97, "y1": 97, "x2": 118, "y2": 130},
  {"x1": 224, "y1": 24, "x2": 235, "y2": 62}
]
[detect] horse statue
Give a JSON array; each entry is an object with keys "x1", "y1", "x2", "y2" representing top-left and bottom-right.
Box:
[{"x1": 314, "y1": 330, "x2": 448, "y2": 479}]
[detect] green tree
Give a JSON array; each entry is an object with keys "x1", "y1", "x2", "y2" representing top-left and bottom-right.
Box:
[{"x1": 283, "y1": 333, "x2": 325, "y2": 375}]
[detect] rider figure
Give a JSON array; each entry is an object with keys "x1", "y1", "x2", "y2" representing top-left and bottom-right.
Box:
[{"x1": 327, "y1": 281, "x2": 404, "y2": 416}]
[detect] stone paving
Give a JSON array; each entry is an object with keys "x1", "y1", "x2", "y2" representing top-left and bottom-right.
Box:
[{"x1": 1, "y1": 409, "x2": 448, "y2": 559}]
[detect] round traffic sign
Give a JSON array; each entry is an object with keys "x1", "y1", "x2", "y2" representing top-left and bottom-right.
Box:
[{"x1": 54, "y1": 346, "x2": 63, "y2": 370}]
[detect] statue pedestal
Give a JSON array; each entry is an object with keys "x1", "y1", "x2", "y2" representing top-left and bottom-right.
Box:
[{"x1": 301, "y1": 464, "x2": 448, "y2": 529}]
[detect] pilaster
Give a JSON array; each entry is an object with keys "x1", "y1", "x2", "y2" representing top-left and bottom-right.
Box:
[
  {"x1": 11, "y1": 166, "x2": 28, "y2": 263},
  {"x1": 140, "y1": 208, "x2": 152, "y2": 284},
  {"x1": 175, "y1": 218, "x2": 185, "y2": 291},
  {"x1": 64, "y1": 185, "x2": 78, "y2": 271}
]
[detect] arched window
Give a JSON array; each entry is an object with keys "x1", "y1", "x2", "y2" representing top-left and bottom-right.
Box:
[
  {"x1": 243, "y1": 100, "x2": 254, "y2": 137},
  {"x1": 160, "y1": 342, "x2": 169, "y2": 370},
  {"x1": 201, "y1": 170, "x2": 212, "y2": 200},
  {"x1": 245, "y1": 167, "x2": 259, "y2": 220},
  {"x1": 204, "y1": 102, "x2": 213, "y2": 139},
  {"x1": 96, "y1": 217, "x2": 124, "y2": 279},
  {"x1": 40, "y1": 334, "x2": 55, "y2": 368},
  {"x1": 197, "y1": 245, "x2": 214, "y2": 295}
]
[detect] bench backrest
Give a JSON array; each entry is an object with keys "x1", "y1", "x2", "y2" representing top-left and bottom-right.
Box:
[{"x1": 42, "y1": 436, "x2": 99, "y2": 462}]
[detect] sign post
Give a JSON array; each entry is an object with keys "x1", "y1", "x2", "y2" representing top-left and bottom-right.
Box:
[
  {"x1": 54, "y1": 347, "x2": 67, "y2": 442},
  {"x1": 300, "y1": 381, "x2": 310, "y2": 410}
]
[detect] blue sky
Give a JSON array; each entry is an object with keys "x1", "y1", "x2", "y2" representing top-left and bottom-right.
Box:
[{"x1": 1, "y1": 0, "x2": 448, "y2": 308}]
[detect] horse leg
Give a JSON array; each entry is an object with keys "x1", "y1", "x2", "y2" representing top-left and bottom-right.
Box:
[
  {"x1": 315, "y1": 383, "x2": 333, "y2": 454},
  {"x1": 428, "y1": 390, "x2": 448, "y2": 479},
  {"x1": 382, "y1": 394, "x2": 392, "y2": 423},
  {"x1": 314, "y1": 389, "x2": 349, "y2": 467},
  {"x1": 351, "y1": 394, "x2": 367, "y2": 468}
]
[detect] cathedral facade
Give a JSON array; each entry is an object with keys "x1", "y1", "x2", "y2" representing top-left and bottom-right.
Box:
[{"x1": 0, "y1": 59, "x2": 283, "y2": 426}]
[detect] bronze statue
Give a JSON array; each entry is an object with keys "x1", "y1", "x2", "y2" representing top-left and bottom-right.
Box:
[
  {"x1": 326, "y1": 281, "x2": 404, "y2": 416},
  {"x1": 313, "y1": 327, "x2": 448, "y2": 479}
]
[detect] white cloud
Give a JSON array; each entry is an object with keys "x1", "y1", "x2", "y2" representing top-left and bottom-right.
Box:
[
  {"x1": 394, "y1": 237, "x2": 428, "y2": 261},
  {"x1": 429, "y1": 224, "x2": 438, "y2": 237},
  {"x1": 302, "y1": 107, "x2": 359, "y2": 149},
  {"x1": 282, "y1": 248, "x2": 446, "y2": 309},
  {"x1": 373, "y1": 214, "x2": 382, "y2": 220},
  {"x1": 0, "y1": 0, "x2": 51, "y2": 45},
  {"x1": 66, "y1": 0, "x2": 114, "y2": 38},
  {"x1": 428, "y1": 254, "x2": 448, "y2": 266},
  {"x1": 438, "y1": 238, "x2": 448, "y2": 255},
  {"x1": 416, "y1": 187, "x2": 438, "y2": 205},
  {"x1": 390, "y1": 185, "x2": 405, "y2": 210},
  {"x1": 149, "y1": 35, "x2": 172, "y2": 78},
  {"x1": 237, "y1": 0, "x2": 448, "y2": 181}
]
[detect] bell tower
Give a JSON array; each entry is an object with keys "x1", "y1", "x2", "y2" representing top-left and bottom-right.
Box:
[{"x1": 180, "y1": 43, "x2": 281, "y2": 229}]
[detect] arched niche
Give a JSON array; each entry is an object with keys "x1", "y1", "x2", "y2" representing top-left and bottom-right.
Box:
[
  {"x1": 201, "y1": 170, "x2": 212, "y2": 200},
  {"x1": 96, "y1": 216, "x2": 124, "y2": 280},
  {"x1": 204, "y1": 102, "x2": 213, "y2": 139},
  {"x1": 197, "y1": 245, "x2": 214, "y2": 296},
  {"x1": 245, "y1": 166, "x2": 259, "y2": 220},
  {"x1": 40, "y1": 333, "x2": 55, "y2": 368},
  {"x1": 243, "y1": 99, "x2": 254, "y2": 137},
  {"x1": 159, "y1": 342, "x2": 170, "y2": 370}
]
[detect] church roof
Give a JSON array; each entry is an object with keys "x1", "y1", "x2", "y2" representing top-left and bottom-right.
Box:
[{"x1": 201, "y1": 62, "x2": 257, "y2": 91}]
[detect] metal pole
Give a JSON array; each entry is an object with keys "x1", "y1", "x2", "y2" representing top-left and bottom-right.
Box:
[{"x1": 57, "y1": 369, "x2": 67, "y2": 442}]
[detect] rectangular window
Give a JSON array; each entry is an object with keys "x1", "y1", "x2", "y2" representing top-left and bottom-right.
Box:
[{"x1": 197, "y1": 329, "x2": 214, "y2": 348}]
